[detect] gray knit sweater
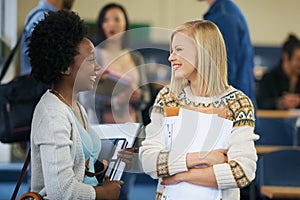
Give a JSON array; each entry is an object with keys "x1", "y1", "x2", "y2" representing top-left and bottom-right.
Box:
[{"x1": 30, "y1": 90, "x2": 96, "y2": 199}]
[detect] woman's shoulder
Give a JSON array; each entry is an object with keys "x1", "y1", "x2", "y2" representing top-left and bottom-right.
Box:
[
  {"x1": 154, "y1": 86, "x2": 179, "y2": 106},
  {"x1": 35, "y1": 90, "x2": 71, "y2": 117},
  {"x1": 225, "y1": 86, "x2": 255, "y2": 127},
  {"x1": 150, "y1": 86, "x2": 170, "y2": 115},
  {"x1": 32, "y1": 91, "x2": 75, "y2": 143},
  {"x1": 224, "y1": 86, "x2": 253, "y2": 106}
]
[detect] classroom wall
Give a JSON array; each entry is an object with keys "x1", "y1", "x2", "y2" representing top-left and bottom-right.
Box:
[{"x1": 17, "y1": 0, "x2": 300, "y2": 46}]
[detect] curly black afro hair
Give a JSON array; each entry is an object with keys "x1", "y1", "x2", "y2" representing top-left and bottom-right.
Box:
[{"x1": 28, "y1": 10, "x2": 87, "y2": 84}]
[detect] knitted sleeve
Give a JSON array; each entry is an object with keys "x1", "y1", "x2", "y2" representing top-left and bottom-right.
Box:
[
  {"x1": 32, "y1": 102, "x2": 96, "y2": 199},
  {"x1": 139, "y1": 86, "x2": 188, "y2": 179},
  {"x1": 213, "y1": 92, "x2": 258, "y2": 189}
]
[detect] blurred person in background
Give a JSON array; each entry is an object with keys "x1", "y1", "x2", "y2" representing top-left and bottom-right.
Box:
[
  {"x1": 199, "y1": 0, "x2": 255, "y2": 105},
  {"x1": 80, "y1": 3, "x2": 151, "y2": 200},
  {"x1": 199, "y1": 7, "x2": 257, "y2": 198},
  {"x1": 257, "y1": 34, "x2": 300, "y2": 110},
  {"x1": 81, "y1": 3, "x2": 150, "y2": 125},
  {"x1": 21, "y1": 0, "x2": 75, "y2": 75}
]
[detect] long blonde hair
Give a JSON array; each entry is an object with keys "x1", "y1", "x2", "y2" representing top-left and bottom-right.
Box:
[{"x1": 169, "y1": 20, "x2": 229, "y2": 97}]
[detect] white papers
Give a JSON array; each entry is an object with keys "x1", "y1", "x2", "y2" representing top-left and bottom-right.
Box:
[
  {"x1": 162, "y1": 108, "x2": 233, "y2": 200},
  {"x1": 164, "y1": 108, "x2": 232, "y2": 152}
]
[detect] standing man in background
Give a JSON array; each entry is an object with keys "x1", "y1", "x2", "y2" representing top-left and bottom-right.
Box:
[
  {"x1": 199, "y1": 1, "x2": 256, "y2": 199},
  {"x1": 199, "y1": 0, "x2": 255, "y2": 104},
  {"x1": 21, "y1": 0, "x2": 75, "y2": 75}
]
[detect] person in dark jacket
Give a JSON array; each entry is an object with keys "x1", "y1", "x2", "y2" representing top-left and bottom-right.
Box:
[
  {"x1": 199, "y1": 0, "x2": 255, "y2": 104},
  {"x1": 257, "y1": 34, "x2": 300, "y2": 109}
]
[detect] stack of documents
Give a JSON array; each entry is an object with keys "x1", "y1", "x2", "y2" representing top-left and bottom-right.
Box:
[{"x1": 162, "y1": 107, "x2": 233, "y2": 200}]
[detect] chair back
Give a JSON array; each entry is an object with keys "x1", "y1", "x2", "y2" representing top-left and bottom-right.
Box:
[
  {"x1": 255, "y1": 117, "x2": 298, "y2": 146},
  {"x1": 257, "y1": 149, "x2": 300, "y2": 188}
]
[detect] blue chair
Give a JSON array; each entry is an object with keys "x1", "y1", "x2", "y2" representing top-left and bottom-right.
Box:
[
  {"x1": 0, "y1": 162, "x2": 30, "y2": 200},
  {"x1": 256, "y1": 149, "x2": 300, "y2": 199},
  {"x1": 255, "y1": 117, "x2": 298, "y2": 146},
  {"x1": 129, "y1": 173, "x2": 157, "y2": 200}
]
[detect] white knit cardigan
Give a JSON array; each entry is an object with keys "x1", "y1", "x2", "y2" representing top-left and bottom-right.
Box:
[{"x1": 30, "y1": 90, "x2": 96, "y2": 200}]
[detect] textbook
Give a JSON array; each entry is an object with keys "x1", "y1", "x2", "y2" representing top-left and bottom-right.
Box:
[
  {"x1": 96, "y1": 71, "x2": 132, "y2": 97},
  {"x1": 162, "y1": 107, "x2": 233, "y2": 200}
]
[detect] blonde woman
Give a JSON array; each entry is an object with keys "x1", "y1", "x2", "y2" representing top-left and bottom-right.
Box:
[{"x1": 139, "y1": 20, "x2": 258, "y2": 200}]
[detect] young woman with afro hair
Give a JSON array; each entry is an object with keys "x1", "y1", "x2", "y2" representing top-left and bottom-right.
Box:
[{"x1": 28, "y1": 10, "x2": 123, "y2": 199}]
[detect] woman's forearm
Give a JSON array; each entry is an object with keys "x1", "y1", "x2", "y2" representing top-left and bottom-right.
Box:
[
  {"x1": 162, "y1": 167, "x2": 218, "y2": 188},
  {"x1": 186, "y1": 152, "x2": 207, "y2": 168},
  {"x1": 186, "y1": 149, "x2": 228, "y2": 168}
]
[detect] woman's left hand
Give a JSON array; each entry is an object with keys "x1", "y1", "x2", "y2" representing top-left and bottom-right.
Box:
[
  {"x1": 161, "y1": 173, "x2": 182, "y2": 185},
  {"x1": 130, "y1": 88, "x2": 142, "y2": 103},
  {"x1": 117, "y1": 147, "x2": 138, "y2": 171}
]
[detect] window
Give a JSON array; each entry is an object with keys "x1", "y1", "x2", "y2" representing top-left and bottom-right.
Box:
[{"x1": 0, "y1": 0, "x2": 17, "y2": 80}]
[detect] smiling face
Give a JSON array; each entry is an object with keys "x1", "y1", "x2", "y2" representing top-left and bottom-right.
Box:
[
  {"x1": 169, "y1": 31, "x2": 198, "y2": 81},
  {"x1": 169, "y1": 20, "x2": 229, "y2": 97},
  {"x1": 102, "y1": 7, "x2": 127, "y2": 39},
  {"x1": 71, "y1": 37, "x2": 100, "y2": 91}
]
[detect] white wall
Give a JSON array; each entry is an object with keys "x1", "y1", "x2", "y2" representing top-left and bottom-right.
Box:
[
  {"x1": 234, "y1": 0, "x2": 300, "y2": 46},
  {"x1": 72, "y1": 0, "x2": 300, "y2": 46},
  {"x1": 17, "y1": 0, "x2": 300, "y2": 45},
  {"x1": 0, "y1": 0, "x2": 17, "y2": 83},
  {"x1": 3, "y1": 0, "x2": 17, "y2": 48},
  {"x1": 0, "y1": 143, "x2": 10, "y2": 162}
]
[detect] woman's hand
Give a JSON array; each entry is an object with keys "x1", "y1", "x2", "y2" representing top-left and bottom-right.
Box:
[
  {"x1": 94, "y1": 177, "x2": 124, "y2": 200},
  {"x1": 130, "y1": 88, "x2": 142, "y2": 103},
  {"x1": 161, "y1": 173, "x2": 183, "y2": 185},
  {"x1": 279, "y1": 93, "x2": 300, "y2": 109},
  {"x1": 201, "y1": 149, "x2": 228, "y2": 166},
  {"x1": 118, "y1": 147, "x2": 138, "y2": 171},
  {"x1": 187, "y1": 149, "x2": 228, "y2": 168},
  {"x1": 161, "y1": 167, "x2": 218, "y2": 188}
]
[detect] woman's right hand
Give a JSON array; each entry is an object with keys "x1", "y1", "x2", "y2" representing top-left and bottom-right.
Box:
[
  {"x1": 187, "y1": 149, "x2": 228, "y2": 168},
  {"x1": 200, "y1": 149, "x2": 228, "y2": 166},
  {"x1": 94, "y1": 177, "x2": 124, "y2": 200}
]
